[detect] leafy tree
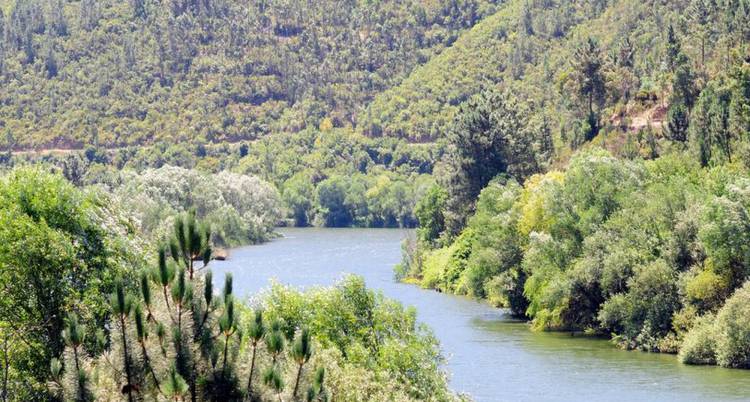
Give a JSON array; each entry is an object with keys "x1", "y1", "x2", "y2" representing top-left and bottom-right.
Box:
[
  {"x1": 315, "y1": 176, "x2": 352, "y2": 227},
  {"x1": 0, "y1": 168, "x2": 141, "y2": 399},
  {"x1": 414, "y1": 184, "x2": 447, "y2": 246}
]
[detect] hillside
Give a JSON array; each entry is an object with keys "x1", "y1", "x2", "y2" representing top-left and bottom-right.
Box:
[
  {"x1": 0, "y1": 0, "x2": 500, "y2": 150},
  {"x1": 366, "y1": 0, "x2": 750, "y2": 145}
]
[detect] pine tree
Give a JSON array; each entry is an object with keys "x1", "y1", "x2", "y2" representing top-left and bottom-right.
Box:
[
  {"x1": 111, "y1": 279, "x2": 136, "y2": 402},
  {"x1": 666, "y1": 103, "x2": 690, "y2": 142},
  {"x1": 54, "y1": 213, "x2": 323, "y2": 401},
  {"x1": 245, "y1": 310, "x2": 266, "y2": 396},
  {"x1": 572, "y1": 37, "x2": 606, "y2": 139},
  {"x1": 291, "y1": 328, "x2": 312, "y2": 399},
  {"x1": 688, "y1": 0, "x2": 714, "y2": 68},
  {"x1": 665, "y1": 24, "x2": 681, "y2": 73},
  {"x1": 305, "y1": 367, "x2": 328, "y2": 402}
]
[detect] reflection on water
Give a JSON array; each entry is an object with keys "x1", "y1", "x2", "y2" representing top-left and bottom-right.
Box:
[{"x1": 210, "y1": 228, "x2": 750, "y2": 402}]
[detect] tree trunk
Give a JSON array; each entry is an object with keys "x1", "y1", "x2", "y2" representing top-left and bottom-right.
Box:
[
  {"x1": 246, "y1": 343, "x2": 258, "y2": 398},
  {"x1": 222, "y1": 335, "x2": 230, "y2": 378},
  {"x1": 292, "y1": 363, "x2": 304, "y2": 399},
  {"x1": 120, "y1": 315, "x2": 135, "y2": 402}
]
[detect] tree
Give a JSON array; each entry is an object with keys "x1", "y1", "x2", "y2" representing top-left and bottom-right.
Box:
[
  {"x1": 690, "y1": 83, "x2": 733, "y2": 166},
  {"x1": 414, "y1": 184, "x2": 447, "y2": 245},
  {"x1": 53, "y1": 213, "x2": 326, "y2": 401},
  {"x1": 315, "y1": 176, "x2": 352, "y2": 227},
  {"x1": 131, "y1": 0, "x2": 146, "y2": 19},
  {"x1": 688, "y1": 0, "x2": 714, "y2": 68},
  {"x1": 48, "y1": 0, "x2": 68, "y2": 36},
  {"x1": 44, "y1": 43, "x2": 58, "y2": 78},
  {"x1": 671, "y1": 53, "x2": 698, "y2": 108},
  {"x1": 665, "y1": 24, "x2": 681, "y2": 73},
  {"x1": 666, "y1": 103, "x2": 690, "y2": 142},
  {"x1": 79, "y1": 0, "x2": 100, "y2": 31},
  {"x1": 0, "y1": 168, "x2": 137, "y2": 399},
  {"x1": 442, "y1": 90, "x2": 541, "y2": 236},
  {"x1": 572, "y1": 37, "x2": 606, "y2": 140}
]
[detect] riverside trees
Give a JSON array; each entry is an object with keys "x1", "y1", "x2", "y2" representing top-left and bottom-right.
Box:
[
  {"x1": 47, "y1": 210, "x2": 454, "y2": 401},
  {"x1": 403, "y1": 149, "x2": 750, "y2": 369},
  {"x1": 52, "y1": 211, "x2": 328, "y2": 401}
]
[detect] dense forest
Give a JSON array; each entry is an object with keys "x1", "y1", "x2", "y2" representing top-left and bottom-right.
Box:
[
  {"x1": 1, "y1": 0, "x2": 750, "y2": 400},
  {"x1": 396, "y1": 0, "x2": 750, "y2": 372}
]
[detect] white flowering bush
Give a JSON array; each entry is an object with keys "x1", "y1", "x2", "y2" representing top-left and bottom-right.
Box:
[{"x1": 115, "y1": 166, "x2": 281, "y2": 246}]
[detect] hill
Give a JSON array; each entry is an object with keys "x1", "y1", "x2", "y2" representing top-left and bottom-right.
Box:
[
  {"x1": 366, "y1": 0, "x2": 750, "y2": 146},
  {"x1": 0, "y1": 0, "x2": 500, "y2": 150}
]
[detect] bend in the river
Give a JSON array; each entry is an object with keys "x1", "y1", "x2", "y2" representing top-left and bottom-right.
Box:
[{"x1": 211, "y1": 228, "x2": 750, "y2": 402}]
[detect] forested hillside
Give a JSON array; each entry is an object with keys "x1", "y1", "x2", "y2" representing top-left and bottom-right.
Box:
[
  {"x1": 367, "y1": 0, "x2": 750, "y2": 144},
  {"x1": 396, "y1": 0, "x2": 750, "y2": 371},
  {"x1": 0, "y1": 0, "x2": 499, "y2": 149}
]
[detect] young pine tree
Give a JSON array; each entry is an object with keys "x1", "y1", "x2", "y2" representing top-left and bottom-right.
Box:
[{"x1": 54, "y1": 212, "x2": 324, "y2": 401}]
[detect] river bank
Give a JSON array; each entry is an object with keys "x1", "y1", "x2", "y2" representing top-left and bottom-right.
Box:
[{"x1": 210, "y1": 228, "x2": 750, "y2": 401}]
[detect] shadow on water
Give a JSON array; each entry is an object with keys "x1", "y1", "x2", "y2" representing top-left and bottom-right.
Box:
[{"x1": 211, "y1": 228, "x2": 750, "y2": 402}]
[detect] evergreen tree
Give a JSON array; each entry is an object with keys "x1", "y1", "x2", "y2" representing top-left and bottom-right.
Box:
[
  {"x1": 671, "y1": 53, "x2": 698, "y2": 108},
  {"x1": 666, "y1": 103, "x2": 690, "y2": 143},
  {"x1": 442, "y1": 90, "x2": 541, "y2": 236},
  {"x1": 688, "y1": 0, "x2": 714, "y2": 67},
  {"x1": 572, "y1": 37, "x2": 606, "y2": 140},
  {"x1": 53, "y1": 213, "x2": 324, "y2": 401},
  {"x1": 665, "y1": 24, "x2": 682, "y2": 73},
  {"x1": 291, "y1": 328, "x2": 312, "y2": 399}
]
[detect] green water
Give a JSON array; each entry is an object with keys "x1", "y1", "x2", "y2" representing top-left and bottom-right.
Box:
[{"x1": 212, "y1": 228, "x2": 750, "y2": 401}]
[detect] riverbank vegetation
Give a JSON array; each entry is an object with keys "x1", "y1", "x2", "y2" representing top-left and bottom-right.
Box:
[
  {"x1": 2, "y1": 0, "x2": 750, "y2": 399},
  {"x1": 0, "y1": 168, "x2": 456, "y2": 400},
  {"x1": 400, "y1": 23, "x2": 750, "y2": 369},
  {"x1": 11, "y1": 127, "x2": 437, "y2": 230},
  {"x1": 399, "y1": 149, "x2": 750, "y2": 368}
]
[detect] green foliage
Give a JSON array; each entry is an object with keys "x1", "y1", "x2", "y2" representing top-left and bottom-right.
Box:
[
  {"x1": 680, "y1": 281, "x2": 750, "y2": 368},
  {"x1": 235, "y1": 128, "x2": 436, "y2": 229},
  {"x1": 0, "y1": 0, "x2": 502, "y2": 149},
  {"x1": 0, "y1": 166, "x2": 145, "y2": 399},
  {"x1": 442, "y1": 90, "x2": 545, "y2": 235},
  {"x1": 260, "y1": 276, "x2": 454, "y2": 400},
  {"x1": 414, "y1": 184, "x2": 448, "y2": 246},
  {"x1": 52, "y1": 213, "x2": 399, "y2": 401},
  {"x1": 112, "y1": 165, "x2": 281, "y2": 246},
  {"x1": 678, "y1": 314, "x2": 718, "y2": 365},
  {"x1": 404, "y1": 147, "x2": 750, "y2": 362}
]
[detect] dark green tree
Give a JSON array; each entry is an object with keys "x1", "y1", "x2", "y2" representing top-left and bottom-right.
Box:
[
  {"x1": 572, "y1": 37, "x2": 606, "y2": 140},
  {"x1": 666, "y1": 103, "x2": 690, "y2": 142},
  {"x1": 442, "y1": 90, "x2": 541, "y2": 236},
  {"x1": 414, "y1": 184, "x2": 447, "y2": 245},
  {"x1": 665, "y1": 24, "x2": 682, "y2": 73}
]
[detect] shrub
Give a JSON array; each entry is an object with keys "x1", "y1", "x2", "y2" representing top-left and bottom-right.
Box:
[
  {"x1": 679, "y1": 314, "x2": 717, "y2": 365},
  {"x1": 714, "y1": 282, "x2": 750, "y2": 368}
]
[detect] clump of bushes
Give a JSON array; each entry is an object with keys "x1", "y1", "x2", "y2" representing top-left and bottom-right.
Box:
[
  {"x1": 680, "y1": 282, "x2": 750, "y2": 368},
  {"x1": 114, "y1": 166, "x2": 281, "y2": 246},
  {"x1": 403, "y1": 149, "x2": 750, "y2": 367}
]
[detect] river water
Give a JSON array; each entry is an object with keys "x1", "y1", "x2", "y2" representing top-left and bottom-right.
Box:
[{"x1": 210, "y1": 228, "x2": 750, "y2": 402}]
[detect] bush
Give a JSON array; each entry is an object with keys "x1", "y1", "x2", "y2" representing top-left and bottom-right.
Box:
[
  {"x1": 679, "y1": 315, "x2": 717, "y2": 365},
  {"x1": 115, "y1": 166, "x2": 280, "y2": 246},
  {"x1": 714, "y1": 282, "x2": 750, "y2": 368}
]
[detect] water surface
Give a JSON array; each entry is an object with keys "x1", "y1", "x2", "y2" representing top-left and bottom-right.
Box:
[{"x1": 211, "y1": 228, "x2": 750, "y2": 402}]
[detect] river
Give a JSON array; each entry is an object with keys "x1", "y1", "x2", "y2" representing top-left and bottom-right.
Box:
[{"x1": 210, "y1": 228, "x2": 750, "y2": 402}]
